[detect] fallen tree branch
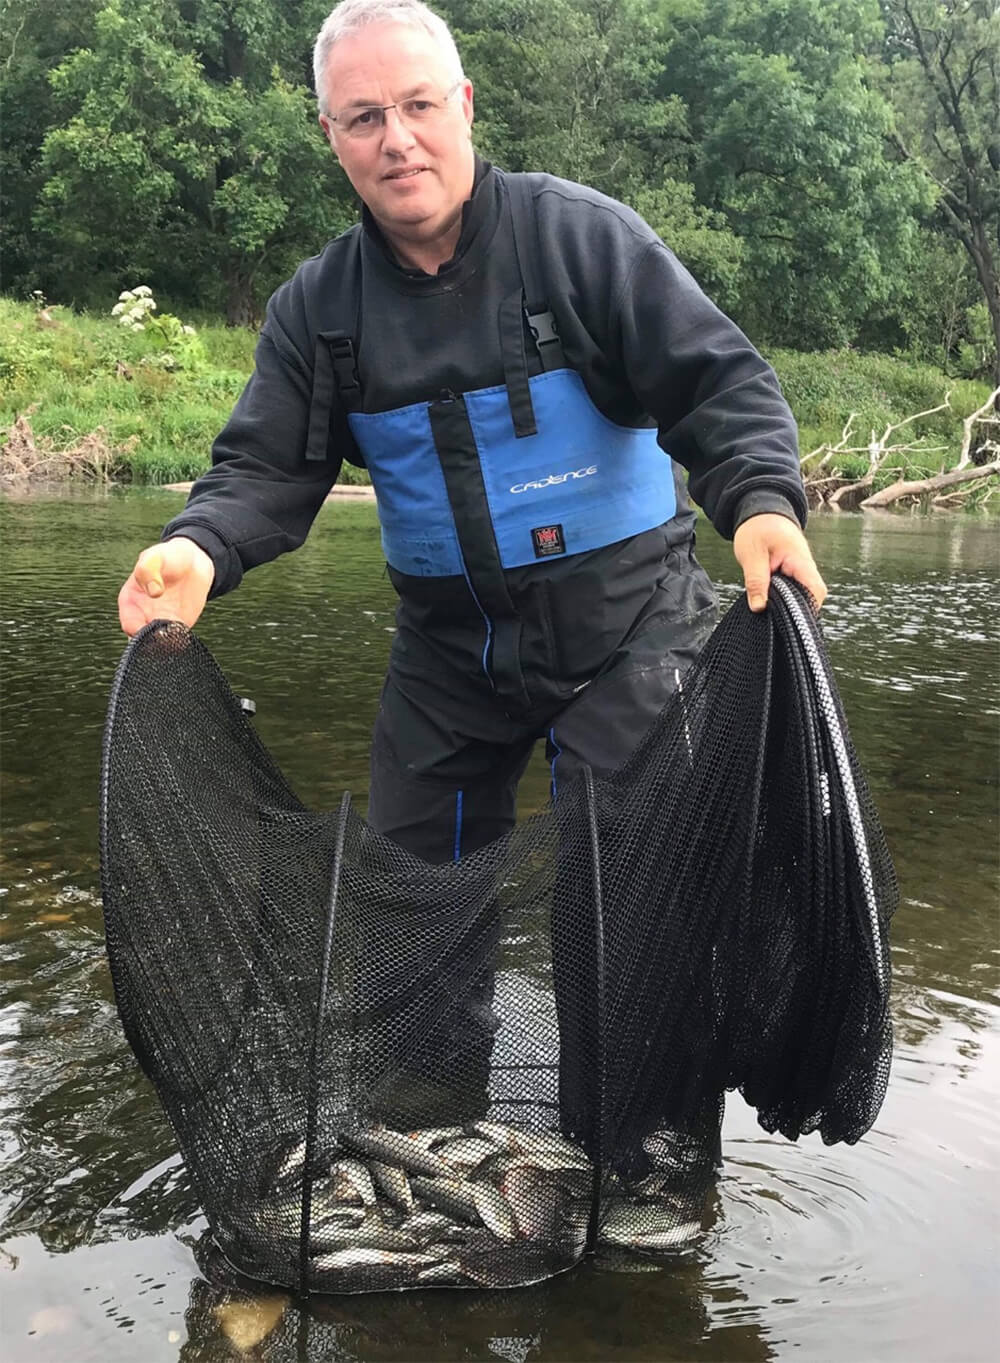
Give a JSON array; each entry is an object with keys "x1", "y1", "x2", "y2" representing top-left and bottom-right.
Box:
[
  {"x1": 955, "y1": 385, "x2": 1000, "y2": 470},
  {"x1": 859, "y1": 459, "x2": 1000, "y2": 508},
  {"x1": 802, "y1": 413, "x2": 858, "y2": 470},
  {"x1": 827, "y1": 472, "x2": 875, "y2": 510}
]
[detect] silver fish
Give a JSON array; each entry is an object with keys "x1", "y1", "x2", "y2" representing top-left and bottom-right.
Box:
[
  {"x1": 416, "y1": 1260, "x2": 463, "y2": 1284},
  {"x1": 310, "y1": 1173, "x2": 363, "y2": 1210},
  {"x1": 435, "y1": 1136, "x2": 497, "y2": 1174},
  {"x1": 340, "y1": 1126, "x2": 454, "y2": 1179},
  {"x1": 403, "y1": 1210, "x2": 469, "y2": 1244},
  {"x1": 311, "y1": 1211, "x2": 421, "y2": 1253},
  {"x1": 370, "y1": 1159, "x2": 414, "y2": 1213},
  {"x1": 409, "y1": 1174, "x2": 482, "y2": 1225},
  {"x1": 599, "y1": 1201, "x2": 701, "y2": 1251},
  {"x1": 497, "y1": 1151, "x2": 591, "y2": 1180},
  {"x1": 329, "y1": 1158, "x2": 377, "y2": 1207},
  {"x1": 499, "y1": 1165, "x2": 560, "y2": 1241},
  {"x1": 469, "y1": 1181, "x2": 518, "y2": 1242},
  {"x1": 311, "y1": 1247, "x2": 440, "y2": 1272},
  {"x1": 408, "y1": 1126, "x2": 465, "y2": 1149},
  {"x1": 469, "y1": 1121, "x2": 520, "y2": 1153},
  {"x1": 507, "y1": 1128, "x2": 591, "y2": 1168},
  {"x1": 311, "y1": 1206, "x2": 366, "y2": 1232},
  {"x1": 260, "y1": 1137, "x2": 307, "y2": 1194}
]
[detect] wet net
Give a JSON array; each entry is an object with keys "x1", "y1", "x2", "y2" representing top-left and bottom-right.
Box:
[{"x1": 99, "y1": 576, "x2": 896, "y2": 1294}]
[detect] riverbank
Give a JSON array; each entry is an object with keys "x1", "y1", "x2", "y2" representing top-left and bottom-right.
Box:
[
  {"x1": 1, "y1": 298, "x2": 996, "y2": 507},
  {"x1": 160, "y1": 481, "x2": 375, "y2": 500}
]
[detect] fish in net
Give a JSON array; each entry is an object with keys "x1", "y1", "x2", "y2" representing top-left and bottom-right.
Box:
[{"x1": 99, "y1": 575, "x2": 896, "y2": 1294}]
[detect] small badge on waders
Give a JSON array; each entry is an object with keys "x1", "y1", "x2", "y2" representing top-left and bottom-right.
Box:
[{"x1": 531, "y1": 524, "x2": 565, "y2": 557}]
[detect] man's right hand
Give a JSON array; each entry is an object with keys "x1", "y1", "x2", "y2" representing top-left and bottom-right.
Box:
[{"x1": 118, "y1": 537, "x2": 215, "y2": 637}]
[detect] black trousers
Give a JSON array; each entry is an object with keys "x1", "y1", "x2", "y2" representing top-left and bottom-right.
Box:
[{"x1": 365, "y1": 566, "x2": 719, "y2": 1141}]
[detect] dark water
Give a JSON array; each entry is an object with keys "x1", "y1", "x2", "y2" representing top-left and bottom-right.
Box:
[{"x1": 1, "y1": 491, "x2": 997, "y2": 1363}]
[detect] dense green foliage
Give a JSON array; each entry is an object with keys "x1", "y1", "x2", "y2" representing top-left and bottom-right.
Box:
[
  {"x1": 1, "y1": 0, "x2": 997, "y2": 375},
  {"x1": 1, "y1": 300, "x2": 989, "y2": 487}
]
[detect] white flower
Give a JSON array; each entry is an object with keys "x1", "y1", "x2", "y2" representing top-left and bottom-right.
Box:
[
  {"x1": 130, "y1": 321, "x2": 145, "y2": 332},
  {"x1": 182, "y1": 325, "x2": 196, "y2": 335},
  {"x1": 133, "y1": 285, "x2": 153, "y2": 298},
  {"x1": 118, "y1": 290, "x2": 135, "y2": 302},
  {"x1": 111, "y1": 302, "x2": 125, "y2": 316}
]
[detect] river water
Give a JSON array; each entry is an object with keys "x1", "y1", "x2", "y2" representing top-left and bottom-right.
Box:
[{"x1": 0, "y1": 491, "x2": 997, "y2": 1362}]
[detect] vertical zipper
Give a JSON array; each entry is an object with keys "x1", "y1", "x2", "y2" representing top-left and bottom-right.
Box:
[{"x1": 429, "y1": 388, "x2": 497, "y2": 689}]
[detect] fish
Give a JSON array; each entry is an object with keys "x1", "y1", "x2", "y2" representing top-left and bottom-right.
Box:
[
  {"x1": 409, "y1": 1174, "x2": 483, "y2": 1225},
  {"x1": 311, "y1": 1204, "x2": 366, "y2": 1231},
  {"x1": 469, "y1": 1121, "x2": 520, "y2": 1153},
  {"x1": 408, "y1": 1125, "x2": 465, "y2": 1149},
  {"x1": 370, "y1": 1159, "x2": 414, "y2": 1213},
  {"x1": 497, "y1": 1151, "x2": 592, "y2": 1181},
  {"x1": 311, "y1": 1247, "x2": 441, "y2": 1272},
  {"x1": 310, "y1": 1211, "x2": 421, "y2": 1253},
  {"x1": 469, "y1": 1181, "x2": 519, "y2": 1242},
  {"x1": 416, "y1": 1260, "x2": 463, "y2": 1284},
  {"x1": 506, "y1": 1127, "x2": 591, "y2": 1168},
  {"x1": 499, "y1": 1164, "x2": 561, "y2": 1241},
  {"x1": 328, "y1": 1158, "x2": 378, "y2": 1207},
  {"x1": 434, "y1": 1136, "x2": 497, "y2": 1175},
  {"x1": 403, "y1": 1209, "x2": 469, "y2": 1244},
  {"x1": 598, "y1": 1200, "x2": 702, "y2": 1251},
  {"x1": 339, "y1": 1125, "x2": 454, "y2": 1179},
  {"x1": 259, "y1": 1136, "x2": 307, "y2": 1195},
  {"x1": 470, "y1": 1121, "x2": 591, "y2": 1169}
]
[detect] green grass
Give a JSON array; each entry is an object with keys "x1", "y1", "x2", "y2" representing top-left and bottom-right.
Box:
[{"x1": 1, "y1": 298, "x2": 993, "y2": 493}]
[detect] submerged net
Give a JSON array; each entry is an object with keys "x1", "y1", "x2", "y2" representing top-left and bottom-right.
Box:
[{"x1": 99, "y1": 576, "x2": 896, "y2": 1295}]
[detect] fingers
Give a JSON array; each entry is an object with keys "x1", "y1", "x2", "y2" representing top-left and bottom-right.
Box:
[
  {"x1": 117, "y1": 538, "x2": 214, "y2": 636},
  {"x1": 134, "y1": 546, "x2": 165, "y2": 598},
  {"x1": 733, "y1": 513, "x2": 828, "y2": 614},
  {"x1": 784, "y1": 553, "x2": 827, "y2": 612},
  {"x1": 742, "y1": 551, "x2": 771, "y2": 613}
]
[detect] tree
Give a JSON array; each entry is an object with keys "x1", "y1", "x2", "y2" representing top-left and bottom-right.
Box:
[
  {"x1": 442, "y1": 0, "x2": 741, "y2": 297},
  {"x1": 30, "y1": 1, "x2": 352, "y2": 321},
  {"x1": 881, "y1": 0, "x2": 1000, "y2": 384},
  {"x1": 0, "y1": 0, "x2": 103, "y2": 296},
  {"x1": 660, "y1": 0, "x2": 932, "y2": 349}
]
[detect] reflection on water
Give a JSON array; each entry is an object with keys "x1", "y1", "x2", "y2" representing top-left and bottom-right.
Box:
[{"x1": 1, "y1": 493, "x2": 998, "y2": 1361}]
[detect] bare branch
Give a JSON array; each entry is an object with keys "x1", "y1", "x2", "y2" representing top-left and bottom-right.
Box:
[
  {"x1": 802, "y1": 412, "x2": 859, "y2": 469},
  {"x1": 955, "y1": 385, "x2": 1000, "y2": 469},
  {"x1": 860, "y1": 459, "x2": 1000, "y2": 508}
]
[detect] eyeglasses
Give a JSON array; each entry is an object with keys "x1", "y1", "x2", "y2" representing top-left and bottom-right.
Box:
[{"x1": 329, "y1": 82, "x2": 463, "y2": 140}]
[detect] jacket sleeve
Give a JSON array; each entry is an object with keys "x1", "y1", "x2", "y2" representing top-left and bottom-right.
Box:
[
  {"x1": 618, "y1": 238, "x2": 807, "y2": 539},
  {"x1": 161, "y1": 291, "x2": 342, "y2": 598}
]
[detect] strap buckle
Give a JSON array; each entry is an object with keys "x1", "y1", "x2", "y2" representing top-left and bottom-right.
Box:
[
  {"x1": 527, "y1": 309, "x2": 560, "y2": 349},
  {"x1": 329, "y1": 335, "x2": 361, "y2": 406}
]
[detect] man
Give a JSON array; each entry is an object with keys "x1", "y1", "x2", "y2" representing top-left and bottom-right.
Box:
[{"x1": 119, "y1": 0, "x2": 826, "y2": 867}]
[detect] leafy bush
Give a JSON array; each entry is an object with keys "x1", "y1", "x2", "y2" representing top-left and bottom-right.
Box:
[
  {"x1": 768, "y1": 347, "x2": 993, "y2": 469},
  {"x1": 1, "y1": 300, "x2": 994, "y2": 492}
]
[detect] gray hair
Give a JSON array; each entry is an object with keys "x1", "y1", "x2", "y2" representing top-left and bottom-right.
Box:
[{"x1": 313, "y1": 0, "x2": 465, "y2": 114}]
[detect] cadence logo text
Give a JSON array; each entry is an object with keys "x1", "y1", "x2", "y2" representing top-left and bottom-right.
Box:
[{"x1": 510, "y1": 465, "x2": 598, "y2": 494}]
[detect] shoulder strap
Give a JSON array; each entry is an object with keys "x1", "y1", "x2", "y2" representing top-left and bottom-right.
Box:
[
  {"x1": 506, "y1": 173, "x2": 566, "y2": 373},
  {"x1": 305, "y1": 331, "x2": 361, "y2": 462}
]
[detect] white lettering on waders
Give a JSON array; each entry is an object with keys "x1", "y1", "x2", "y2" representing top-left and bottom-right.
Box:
[{"x1": 510, "y1": 465, "x2": 598, "y2": 495}]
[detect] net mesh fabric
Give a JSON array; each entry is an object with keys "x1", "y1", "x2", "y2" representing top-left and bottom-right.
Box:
[{"x1": 99, "y1": 576, "x2": 896, "y2": 1294}]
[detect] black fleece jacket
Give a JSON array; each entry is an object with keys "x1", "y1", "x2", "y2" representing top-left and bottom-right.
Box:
[{"x1": 164, "y1": 161, "x2": 805, "y2": 609}]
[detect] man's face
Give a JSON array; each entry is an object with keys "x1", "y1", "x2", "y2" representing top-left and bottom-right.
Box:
[{"x1": 319, "y1": 23, "x2": 475, "y2": 250}]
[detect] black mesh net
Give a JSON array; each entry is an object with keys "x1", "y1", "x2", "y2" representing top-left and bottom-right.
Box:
[{"x1": 99, "y1": 576, "x2": 896, "y2": 1295}]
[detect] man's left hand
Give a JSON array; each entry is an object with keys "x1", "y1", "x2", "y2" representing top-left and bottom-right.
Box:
[{"x1": 732, "y1": 513, "x2": 827, "y2": 613}]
